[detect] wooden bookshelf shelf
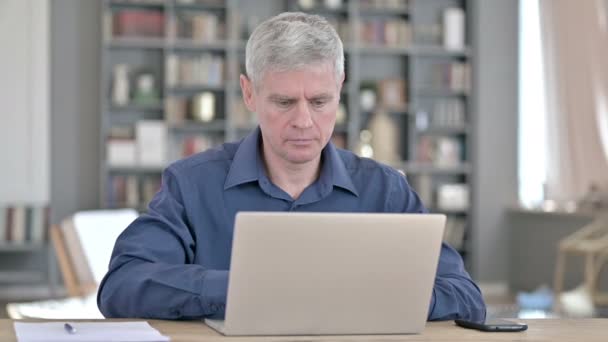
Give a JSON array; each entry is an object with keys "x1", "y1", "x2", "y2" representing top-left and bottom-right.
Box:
[
  {"x1": 291, "y1": 6, "x2": 349, "y2": 15},
  {"x1": 170, "y1": 40, "x2": 228, "y2": 51},
  {"x1": 409, "y1": 45, "x2": 471, "y2": 57},
  {"x1": 418, "y1": 125, "x2": 470, "y2": 135},
  {"x1": 107, "y1": 166, "x2": 164, "y2": 174},
  {"x1": 398, "y1": 162, "x2": 472, "y2": 175},
  {"x1": 107, "y1": 37, "x2": 165, "y2": 49},
  {"x1": 358, "y1": 45, "x2": 411, "y2": 55},
  {"x1": 173, "y1": 2, "x2": 227, "y2": 11},
  {"x1": 108, "y1": 0, "x2": 165, "y2": 11},
  {"x1": 0, "y1": 271, "x2": 45, "y2": 283},
  {"x1": 414, "y1": 88, "x2": 469, "y2": 97},
  {"x1": 167, "y1": 84, "x2": 225, "y2": 94},
  {"x1": 0, "y1": 243, "x2": 45, "y2": 252},
  {"x1": 109, "y1": 103, "x2": 164, "y2": 112},
  {"x1": 169, "y1": 120, "x2": 226, "y2": 133},
  {"x1": 359, "y1": 7, "x2": 410, "y2": 16}
]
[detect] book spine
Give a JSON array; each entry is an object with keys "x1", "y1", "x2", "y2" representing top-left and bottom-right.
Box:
[
  {"x1": 6, "y1": 207, "x2": 14, "y2": 242},
  {"x1": 12, "y1": 206, "x2": 26, "y2": 243},
  {"x1": 25, "y1": 206, "x2": 33, "y2": 242},
  {"x1": 0, "y1": 207, "x2": 5, "y2": 244}
]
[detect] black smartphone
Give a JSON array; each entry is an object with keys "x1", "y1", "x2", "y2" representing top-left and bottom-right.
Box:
[{"x1": 455, "y1": 318, "x2": 528, "y2": 332}]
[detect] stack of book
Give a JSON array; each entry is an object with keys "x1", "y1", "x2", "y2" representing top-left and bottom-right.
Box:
[
  {"x1": 166, "y1": 54, "x2": 224, "y2": 87},
  {"x1": 106, "y1": 121, "x2": 167, "y2": 168},
  {"x1": 174, "y1": 12, "x2": 224, "y2": 42},
  {"x1": 429, "y1": 62, "x2": 471, "y2": 92},
  {"x1": 112, "y1": 9, "x2": 164, "y2": 38},
  {"x1": 181, "y1": 135, "x2": 218, "y2": 157},
  {"x1": 0, "y1": 206, "x2": 49, "y2": 244},
  {"x1": 106, "y1": 126, "x2": 136, "y2": 167},
  {"x1": 431, "y1": 99, "x2": 466, "y2": 129},
  {"x1": 360, "y1": 19, "x2": 411, "y2": 47},
  {"x1": 107, "y1": 175, "x2": 161, "y2": 209},
  {"x1": 416, "y1": 136, "x2": 463, "y2": 167},
  {"x1": 360, "y1": 0, "x2": 409, "y2": 10}
]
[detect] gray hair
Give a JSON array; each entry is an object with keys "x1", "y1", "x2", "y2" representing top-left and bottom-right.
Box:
[{"x1": 245, "y1": 12, "x2": 345, "y2": 87}]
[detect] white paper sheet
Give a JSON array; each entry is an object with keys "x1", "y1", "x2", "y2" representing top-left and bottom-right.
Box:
[{"x1": 14, "y1": 322, "x2": 170, "y2": 342}]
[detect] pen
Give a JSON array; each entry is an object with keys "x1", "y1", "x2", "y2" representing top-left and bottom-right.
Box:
[{"x1": 64, "y1": 323, "x2": 77, "y2": 334}]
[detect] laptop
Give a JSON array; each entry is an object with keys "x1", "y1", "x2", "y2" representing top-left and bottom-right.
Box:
[{"x1": 205, "y1": 212, "x2": 446, "y2": 336}]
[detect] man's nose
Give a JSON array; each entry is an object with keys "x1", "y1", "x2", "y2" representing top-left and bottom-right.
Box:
[{"x1": 291, "y1": 101, "x2": 314, "y2": 128}]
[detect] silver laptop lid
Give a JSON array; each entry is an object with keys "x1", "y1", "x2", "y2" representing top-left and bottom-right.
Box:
[{"x1": 223, "y1": 212, "x2": 446, "y2": 336}]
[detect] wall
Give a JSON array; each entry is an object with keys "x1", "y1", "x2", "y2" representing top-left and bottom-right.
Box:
[
  {"x1": 50, "y1": 0, "x2": 101, "y2": 223},
  {"x1": 0, "y1": 0, "x2": 49, "y2": 204},
  {"x1": 471, "y1": 0, "x2": 519, "y2": 285}
]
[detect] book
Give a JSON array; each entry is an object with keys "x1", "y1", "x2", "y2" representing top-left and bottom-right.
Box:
[
  {"x1": 107, "y1": 139, "x2": 137, "y2": 167},
  {"x1": 136, "y1": 120, "x2": 167, "y2": 167},
  {"x1": 416, "y1": 136, "x2": 463, "y2": 167},
  {"x1": 0, "y1": 206, "x2": 49, "y2": 244},
  {"x1": 176, "y1": 11, "x2": 224, "y2": 42},
  {"x1": 126, "y1": 176, "x2": 140, "y2": 208},
  {"x1": 443, "y1": 7, "x2": 465, "y2": 51},
  {"x1": 430, "y1": 62, "x2": 470, "y2": 92},
  {"x1": 434, "y1": 136, "x2": 462, "y2": 167},
  {"x1": 167, "y1": 53, "x2": 224, "y2": 87},
  {"x1": 30, "y1": 206, "x2": 46, "y2": 244},
  {"x1": 432, "y1": 99, "x2": 466, "y2": 129},
  {"x1": 24, "y1": 207, "x2": 33, "y2": 242},
  {"x1": 182, "y1": 135, "x2": 214, "y2": 157},
  {"x1": 443, "y1": 217, "x2": 467, "y2": 250},
  {"x1": 165, "y1": 97, "x2": 188, "y2": 125},
  {"x1": 0, "y1": 207, "x2": 6, "y2": 244},
  {"x1": 360, "y1": 19, "x2": 411, "y2": 47},
  {"x1": 142, "y1": 176, "x2": 162, "y2": 205},
  {"x1": 437, "y1": 183, "x2": 469, "y2": 211},
  {"x1": 113, "y1": 9, "x2": 164, "y2": 38}
]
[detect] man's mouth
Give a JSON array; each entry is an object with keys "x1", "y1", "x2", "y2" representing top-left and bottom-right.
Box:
[{"x1": 287, "y1": 138, "x2": 315, "y2": 146}]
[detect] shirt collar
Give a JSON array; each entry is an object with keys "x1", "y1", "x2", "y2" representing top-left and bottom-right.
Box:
[
  {"x1": 224, "y1": 126, "x2": 359, "y2": 197},
  {"x1": 322, "y1": 141, "x2": 359, "y2": 197}
]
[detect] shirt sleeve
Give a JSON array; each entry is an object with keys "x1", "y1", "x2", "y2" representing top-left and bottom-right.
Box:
[
  {"x1": 97, "y1": 166, "x2": 228, "y2": 319},
  {"x1": 389, "y1": 170, "x2": 487, "y2": 322}
]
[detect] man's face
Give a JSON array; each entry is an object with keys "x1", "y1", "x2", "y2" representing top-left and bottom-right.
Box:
[{"x1": 240, "y1": 63, "x2": 343, "y2": 166}]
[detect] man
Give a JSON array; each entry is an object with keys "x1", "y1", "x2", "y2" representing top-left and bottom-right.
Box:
[{"x1": 98, "y1": 12, "x2": 486, "y2": 321}]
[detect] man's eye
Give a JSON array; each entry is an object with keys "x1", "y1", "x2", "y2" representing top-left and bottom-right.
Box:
[
  {"x1": 277, "y1": 100, "x2": 292, "y2": 108},
  {"x1": 312, "y1": 100, "x2": 326, "y2": 108}
]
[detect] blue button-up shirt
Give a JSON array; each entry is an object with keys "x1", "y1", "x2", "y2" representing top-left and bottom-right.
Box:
[{"x1": 98, "y1": 127, "x2": 486, "y2": 321}]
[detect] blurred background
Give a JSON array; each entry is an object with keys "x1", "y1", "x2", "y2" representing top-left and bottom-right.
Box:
[{"x1": 1, "y1": 0, "x2": 608, "y2": 320}]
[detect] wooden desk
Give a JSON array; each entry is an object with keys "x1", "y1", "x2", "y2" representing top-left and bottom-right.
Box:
[{"x1": 2, "y1": 319, "x2": 607, "y2": 341}]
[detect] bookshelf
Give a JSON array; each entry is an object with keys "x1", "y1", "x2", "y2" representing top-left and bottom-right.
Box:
[
  {"x1": 0, "y1": 205, "x2": 55, "y2": 299},
  {"x1": 100, "y1": 0, "x2": 475, "y2": 265}
]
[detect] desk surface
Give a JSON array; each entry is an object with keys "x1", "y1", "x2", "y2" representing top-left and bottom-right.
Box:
[{"x1": 2, "y1": 319, "x2": 607, "y2": 341}]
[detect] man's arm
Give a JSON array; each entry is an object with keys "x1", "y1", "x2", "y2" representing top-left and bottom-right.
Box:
[
  {"x1": 427, "y1": 243, "x2": 486, "y2": 321},
  {"x1": 97, "y1": 167, "x2": 228, "y2": 319},
  {"x1": 390, "y1": 169, "x2": 486, "y2": 321}
]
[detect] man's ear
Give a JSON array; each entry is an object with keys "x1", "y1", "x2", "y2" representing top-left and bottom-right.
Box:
[
  {"x1": 240, "y1": 74, "x2": 256, "y2": 112},
  {"x1": 337, "y1": 72, "x2": 345, "y2": 96}
]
